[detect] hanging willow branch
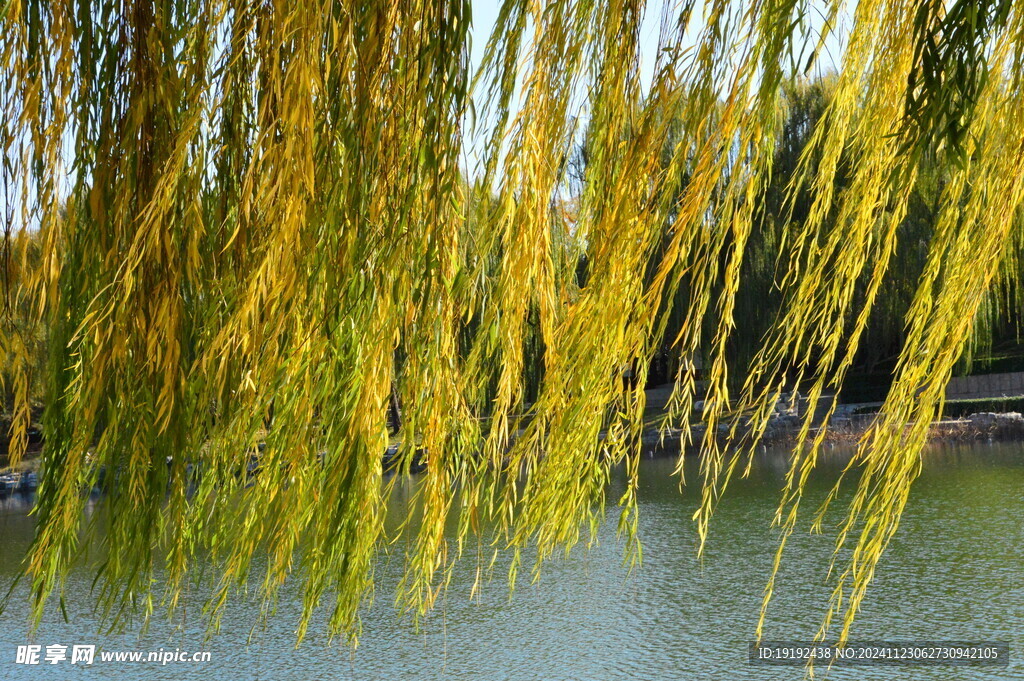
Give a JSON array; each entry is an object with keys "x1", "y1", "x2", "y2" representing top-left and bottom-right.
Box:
[{"x1": 2, "y1": 0, "x2": 1022, "y2": 647}]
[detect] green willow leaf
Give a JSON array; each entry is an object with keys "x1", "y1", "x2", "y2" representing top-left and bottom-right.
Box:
[{"x1": 0, "y1": 0, "x2": 1021, "y2": 651}]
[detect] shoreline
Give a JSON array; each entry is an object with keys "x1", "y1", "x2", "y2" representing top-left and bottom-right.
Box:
[
  {"x1": 5, "y1": 410, "x2": 1024, "y2": 473},
  {"x1": 639, "y1": 411, "x2": 1024, "y2": 457}
]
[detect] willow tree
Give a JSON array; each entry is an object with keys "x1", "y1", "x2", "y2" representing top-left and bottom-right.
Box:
[{"x1": 2, "y1": 0, "x2": 1022, "y2": 647}]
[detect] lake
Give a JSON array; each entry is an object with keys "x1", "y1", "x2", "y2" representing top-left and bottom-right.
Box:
[{"x1": 1, "y1": 442, "x2": 1021, "y2": 680}]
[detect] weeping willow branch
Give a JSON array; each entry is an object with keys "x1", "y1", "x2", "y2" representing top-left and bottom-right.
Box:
[{"x1": 1, "y1": 0, "x2": 1022, "y2": 647}]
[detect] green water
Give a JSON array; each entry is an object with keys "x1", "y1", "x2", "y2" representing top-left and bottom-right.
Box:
[{"x1": 0, "y1": 442, "x2": 1021, "y2": 680}]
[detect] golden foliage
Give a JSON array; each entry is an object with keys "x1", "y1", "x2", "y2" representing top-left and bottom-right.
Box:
[{"x1": 1, "y1": 0, "x2": 1022, "y2": 647}]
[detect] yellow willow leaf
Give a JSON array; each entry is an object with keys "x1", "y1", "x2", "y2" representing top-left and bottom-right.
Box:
[{"x1": 0, "y1": 0, "x2": 1021, "y2": 651}]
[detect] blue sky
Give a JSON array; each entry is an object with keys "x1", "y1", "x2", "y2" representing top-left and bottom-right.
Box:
[
  {"x1": 467, "y1": 0, "x2": 848, "y2": 89},
  {"x1": 462, "y1": 0, "x2": 673, "y2": 178},
  {"x1": 468, "y1": 0, "x2": 668, "y2": 90},
  {"x1": 2, "y1": 2, "x2": 852, "y2": 229},
  {"x1": 461, "y1": 1, "x2": 849, "y2": 178}
]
